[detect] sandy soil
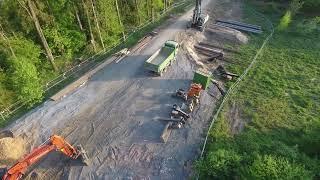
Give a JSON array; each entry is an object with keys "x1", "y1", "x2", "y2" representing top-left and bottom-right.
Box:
[
  {"x1": 1, "y1": 0, "x2": 246, "y2": 179},
  {"x1": 0, "y1": 137, "x2": 26, "y2": 166}
]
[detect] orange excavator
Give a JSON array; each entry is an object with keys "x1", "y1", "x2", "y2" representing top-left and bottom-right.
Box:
[
  {"x1": 173, "y1": 83, "x2": 202, "y2": 112},
  {"x1": 0, "y1": 134, "x2": 89, "y2": 180},
  {"x1": 174, "y1": 83, "x2": 202, "y2": 101}
]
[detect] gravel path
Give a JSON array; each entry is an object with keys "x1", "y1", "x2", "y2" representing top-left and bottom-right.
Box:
[{"x1": 5, "y1": 0, "x2": 224, "y2": 179}]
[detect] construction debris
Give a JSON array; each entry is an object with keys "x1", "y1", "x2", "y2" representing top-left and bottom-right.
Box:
[
  {"x1": 206, "y1": 26, "x2": 249, "y2": 44},
  {"x1": 194, "y1": 45, "x2": 224, "y2": 57},
  {"x1": 115, "y1": 48, "x2": 130, "y2": 63},
  {"x1": 193, "y1": 44, "x2": 241, "y2": 64},
  {"x1": 211, "y1": 79, "x2": 226, "y2": 95},
  {"x1": 198, "y1": 42, "x2": 240, "y2": 54},
  {"x1": 160, "y1": 122, "x2": 173, "y2": 143},
  {"x1": 215, "y1": 65, "x2": 239, "y2": 80},
  {"x1": 217, "y1": 20, "x2": 262, "y2": 31},
  {"x1": 131, "y1": 35, "x2": 153, "y2": 53},
  {"x1": 171, "y1": 104, "x2": 190, "y2": 120},
  {"x1": 215, "y1": 20, "x2": 263, "y2": 34}
]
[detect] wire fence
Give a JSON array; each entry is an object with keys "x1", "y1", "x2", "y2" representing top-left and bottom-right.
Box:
[
  {"x1": 0, "y1": 0, "x2": 191, "y2": 123},
  {"x1": 197, "y1": 5, "x2": 275, "y2": 178}
]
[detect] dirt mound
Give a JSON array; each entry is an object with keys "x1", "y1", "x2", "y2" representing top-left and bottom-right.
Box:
[
  {"x1": 0, "y1": 137, "x2": 26, "y2": 165},
  {"x1": 205, "y1": 26, "x2": 249, "y2": 44}
]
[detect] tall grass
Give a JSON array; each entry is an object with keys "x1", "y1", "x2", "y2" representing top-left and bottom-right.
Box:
[{"x1": 196, "y1": 1, "x2": 320, "y2": 179}]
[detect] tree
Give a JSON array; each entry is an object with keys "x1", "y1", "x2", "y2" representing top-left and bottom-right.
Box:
[
  {"x1": 2, "y1": 36, "x2": 44, "y2": 107},
  {"x1": 10, "y1": 59, "x2": 43, "y2": 106},
  {"x1": 90, "y1": 0, "x2": 105, "y2": 49},
  {"x1": 20, "y1": 0, "x2": 58, "y2": 71},
  {"x1": 82, "y1": 0, "x2": 97, "y2": 52}
]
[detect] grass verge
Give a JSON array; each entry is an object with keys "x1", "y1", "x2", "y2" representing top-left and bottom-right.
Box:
[{"x1": 196, "y1": 1, "x2": 320, "y2": 179}]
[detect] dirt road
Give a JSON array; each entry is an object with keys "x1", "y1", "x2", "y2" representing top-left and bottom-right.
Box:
[{"x1": 4, "y1": 0, "x2": 226, "y2": 179}]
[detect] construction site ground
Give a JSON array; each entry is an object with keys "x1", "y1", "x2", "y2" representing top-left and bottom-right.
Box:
[{"x1": 1, "y1": 0, "x2": 247, "y2": 179}]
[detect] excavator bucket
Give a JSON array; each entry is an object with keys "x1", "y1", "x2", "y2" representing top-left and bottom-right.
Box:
[
  {"x1": 76, "y1": 145, "x2": 90, "y2": 166},
  {"x1": 0, "y1": 130, "x2": 14, "y2": 139}
]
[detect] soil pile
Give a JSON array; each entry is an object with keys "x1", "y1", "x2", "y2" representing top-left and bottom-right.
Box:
[
  {"x1": 0, "y1": 137, "x2": 26, "y2": 165},
  {"x1": 206, "y1": 26, "x2": 249, "y2": 44}
]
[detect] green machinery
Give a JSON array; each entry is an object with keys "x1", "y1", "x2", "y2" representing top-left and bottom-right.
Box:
[
  {"x1": 193, "y1": 69, "x2": 211, "y2": 90},
  {"x1": 144, "y1": 40, "x2": 179, "y2": 76}
]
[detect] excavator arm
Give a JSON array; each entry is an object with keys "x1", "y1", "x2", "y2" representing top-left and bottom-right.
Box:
[
  {"x1": 192, "y1": 0, "x2": 202, "y2": 24},
  {"x1": 190, "y1": 0, "x2": 209, "y2": 31},
  {"x1": 2, "y1": 135, "x2": 89, "y2": 180}
]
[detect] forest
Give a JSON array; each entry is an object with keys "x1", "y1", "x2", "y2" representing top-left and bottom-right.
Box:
[{"x1": 0, "y1": 0, "x2": 175, "y2": 110}]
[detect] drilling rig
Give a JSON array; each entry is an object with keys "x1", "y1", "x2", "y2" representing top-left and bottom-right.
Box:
[{"x1": 189, "y1": 0, "x2": 209, "y2": 31}]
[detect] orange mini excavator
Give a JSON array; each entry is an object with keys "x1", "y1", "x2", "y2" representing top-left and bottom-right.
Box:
[
  {"x1": 173, "y1": 83, "x2": 202, "y2": 112},
  {"x1": 0, "y1": 135, "x2": 89, "y2": 180}
]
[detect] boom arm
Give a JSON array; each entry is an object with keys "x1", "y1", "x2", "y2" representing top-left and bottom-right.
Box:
[
  {"x1": 192, "y1": 0, "x2": 202, "y2": 24},
  {"x1": 190, "y1": 0, "x2": 209, "y2": 31},
  {"x1": 2, "y1": 135, "x2": 87, "y2": 180}
]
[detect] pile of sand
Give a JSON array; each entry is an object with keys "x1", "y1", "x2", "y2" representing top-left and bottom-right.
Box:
[{"x1": 0, "y1": 137, "x2": 26, "y2": 165}]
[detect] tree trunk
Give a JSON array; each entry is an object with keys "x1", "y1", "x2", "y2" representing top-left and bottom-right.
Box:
[
  {"x1": 90, "y1": 0, "x2": 105, "y2": 49},
  {"x1": 146, "y1": 0, "x2": 150, "y2": 18},
  {"x1": 134, "y1": 0, "x2": 141, "y2": 25},
  {"x1": 27, "y1": 0, "x2": 57, "y2": 71},
  {"x1": 115, "y1": 0, "x2": 126, "y2": 40},
  {"x1": 151, "y1": 0, "x2": 155, "y2": 22},
  {"x1": 75, "y1": 6, "x2": 84, "y2": 31},
  {"x1": 82, "y1": 0, "x2": 97, "y2": 52},
  {"x1": 0, "y1": 28, "x2": 16, "y2": 59}
]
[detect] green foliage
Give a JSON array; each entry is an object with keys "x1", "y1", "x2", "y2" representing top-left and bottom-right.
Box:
[
  {"x1": 2, "y1": 37, "x2": 44, "y2": 107},
  {"x1": 296, "y1": 16, "x2": 320, "y2": 34},
  {"x1": 198, "y1": 1, "x2": 320, "y2": 179},
  {"x1": 8, "y1": 37, "x2": 42, "y2": 66},
  {"x1": 301, "y1": 0, "x2": 320, "y2": 12},
  {"x1": 244, "y1": 155, "x2": 311, "y2": 179},
  {"x1": 10, "y1": 58, "x2": 43, "y2": 107},
  {"x1": 0, "y1": 72, "x2": 16, "y2": 109},
  {"x1": 44, "y1": 25, "x2": 86, "y2": 59},
  {"x1": 289, "y1": 0, "x2": 304, "y2": 15},
  {"x1": 196, "y1": 149, "x2": 242, "y2": 179},
  {"x1": 278, "y1": 11, "x2": 292, "y2": 30},
  {"x1": 96, "y1": 0, "x2": 124, "y2": 45}
]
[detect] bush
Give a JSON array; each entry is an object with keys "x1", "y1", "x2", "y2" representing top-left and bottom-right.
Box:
[
  {"x1": 296, "y1": 16, "x2": 320, "y2": 34},
  {"x1": 1, "y1": 36, "x2": 44, "y2": 107},
  {"x1": 10, "y1": 59, "x2": 43, "y2": 107},
  {"x1": 243, "y1": 155, "x2": 312, "y2": 179},
  {"x1": 278, "y1": 11, "x2": 292, "y2": 30},
  {"x1": 196, "y1": 149, "x2": 242, "y2": 179},
  {"x1": 302, "y1": 0, "x2": 320, "y2": 12}
]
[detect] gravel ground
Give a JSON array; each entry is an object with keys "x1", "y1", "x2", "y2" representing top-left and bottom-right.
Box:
[{"x1": 2, "y1": 0, "x2": 243, "y2": 179}]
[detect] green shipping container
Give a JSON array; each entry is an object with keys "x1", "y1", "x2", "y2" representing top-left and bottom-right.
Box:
[{"x1": 193, "y1": 70, "x2": 211, "y2": 90}]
